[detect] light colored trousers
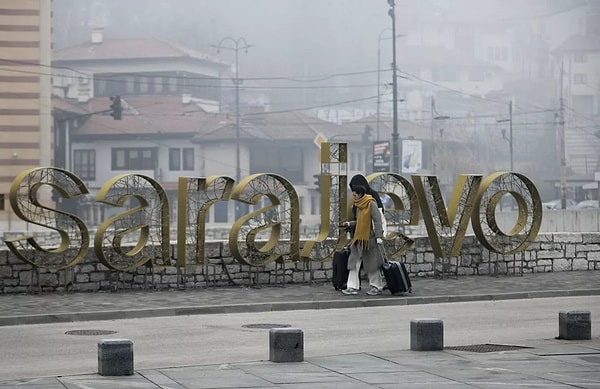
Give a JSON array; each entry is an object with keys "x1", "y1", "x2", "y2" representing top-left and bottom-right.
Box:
[{"x1": 346, "y1": 259, "x2": 385, "y2": 290}]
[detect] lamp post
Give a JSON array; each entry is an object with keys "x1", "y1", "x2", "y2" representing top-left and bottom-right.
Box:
[
  {"x1": 496, "y1": 100, "x2": 514, "y2": 171},
  {"x1": 387, "y1": 0, "x2": 399, "y2": 173},
  {"x1": 211, "y1": 37, "x2": 253, "y2": 184}
]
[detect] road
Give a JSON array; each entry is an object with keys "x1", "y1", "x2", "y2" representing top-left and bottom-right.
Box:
[{"x1": 0, "y1": 296, "x2": 598, "y2": 380}]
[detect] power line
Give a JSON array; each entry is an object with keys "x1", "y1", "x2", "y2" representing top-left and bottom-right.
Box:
[
  {"x1": 0, "y1": 57, "x2": 576, "y2": 122},
  {"x1": 1, "y1": 57, "x2": 381, "y2": 83}
]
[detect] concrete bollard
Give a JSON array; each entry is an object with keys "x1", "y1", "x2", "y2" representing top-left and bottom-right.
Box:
[
  {"x1": 98, "y1": 339, "x2": 134, "y2": 376},
  {"x1": 559, "y1": 310, "x2": 591, "y2": 340},
  {"x1": 411, "y1": 319, "x2": 444, "y2": 351},
  {"x1": 269, "y1": 327, "x2": 303, "y2": 362}
]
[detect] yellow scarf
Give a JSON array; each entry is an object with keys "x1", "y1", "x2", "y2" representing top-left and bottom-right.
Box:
[{"x1": 351, "y1": 194, "x2": 374, "y2": 250}]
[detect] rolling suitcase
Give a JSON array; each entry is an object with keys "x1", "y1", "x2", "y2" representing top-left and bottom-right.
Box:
[
  {"x1": 332, "y1": 248, "x2": 350, "y2": 290},
  {"x1": 378, "y1": 244, "x2": 412, "y2": 295}
]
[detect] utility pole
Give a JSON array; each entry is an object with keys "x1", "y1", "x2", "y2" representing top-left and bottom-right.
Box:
[
  {"x1": 388, "y1": 0, "x2": 399, "y2": 173},
  {"x1": 497, "y1": 100, "x2": 514, "y2": 171},
  {"x1": 212, "y1": 37, "x2": 253, "y2": 186},
  {"x1": 508, "y1": 100, "x2": 513, "y2": 172},
  {"x1": 376, "y1": 28, "x2": 391, "y2": 142},
  {"x1": 431, "y1": 96, "x2": 435, "y2": 174},
  {"x1": 559, "y1": 61, "x2": 567, "y2": 209},
  {"x1": 430, "y1": 96, "x2": 449, "y2": 175}
]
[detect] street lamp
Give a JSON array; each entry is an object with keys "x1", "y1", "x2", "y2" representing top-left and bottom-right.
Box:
[
  {"x1": 496, "y1": 100, "x2": 513, "y2": 171},
  {"x1": 387, "y1": 0, "x2": 400, "y2": 173},
  {"x1": 211, "y1": 37, "x2": 253, "y2": 184}
]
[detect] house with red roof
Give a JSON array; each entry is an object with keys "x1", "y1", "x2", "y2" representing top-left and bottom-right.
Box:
[{"x1": 51, "y1": 31, "x2": 349, "y2": 229}]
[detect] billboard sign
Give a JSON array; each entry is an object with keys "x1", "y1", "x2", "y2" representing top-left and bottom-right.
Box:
[
  {"x1": 372, "y1": 141, "x2": 391, "y2": 172},
  {"x1": 402, "y1": 139, "x2": 422, "y2": 173}
]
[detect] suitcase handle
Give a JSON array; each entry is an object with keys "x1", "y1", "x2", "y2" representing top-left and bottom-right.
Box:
[{"x1": 376, "y1": 242, "x2": 389, "y2": 263}]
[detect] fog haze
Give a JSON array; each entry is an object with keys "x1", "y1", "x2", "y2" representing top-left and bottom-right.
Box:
[{"x1": 51, "y1": 0, "x2": 599, "y2": 202}]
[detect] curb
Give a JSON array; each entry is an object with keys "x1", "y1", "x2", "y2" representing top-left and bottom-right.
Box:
[{"x1": 2, "y1": 288, "x2": 599, "y2": 327}]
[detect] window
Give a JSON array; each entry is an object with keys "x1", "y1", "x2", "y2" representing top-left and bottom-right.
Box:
[
  {"x1": 432, "y1": 68, "x2": 457, "y2": 82},
  {"x1": 574, "y1": 74, "x2": 588, "y2": 84},
  {"x1": 214, "y1": 201, "x2": 228, "y2": 223},
  {"x1": 310, "y1": 196, "x2": 318, "y2": 215},
  {"x1": 469, "y1": 69, "x2": 485, "y2": 81},
  {"x1": 139, "y1": 76, "x2": 149, "y2": 93},
  {"x1": 154, "y1": 77, "x2": 163, "y2": 93},
  {"x1": 169, "y1": 148, "x2": 195, "y2": 171},
  {"x1": 183, "y1": 148, "x2": 195, "y2": 170},
  {"x1": 96, "y1": 79, "x2": 106, "y2": 95},
  {"x1": 169, "y1": 76, "x2": 178, "y2": 93},
  {"x1": 574, "y1": 52, "x2": 587, "y2": 63},
  {"x1": 169, "y1": 148, "x2": 181, "y2": 171},
  {"x1": 112, "y1": 147, "x2": 157, "y2": 170},
  {"x1": 573, "y1": 95, "x2": 594, "y2": 116},
  {"x1": 125, "y1": 76, "x2": 135, "y2": 94},
  {"x1": 73, "y1": 150, "x2": 96, "y2": 180},
  {"x1": 494, "y1": 47, "x2": 501, "y2": 60},
  {"x1": 444, "y1": 69, "x2": 457, "y2": 82},
  {"x1": 488, "y1": 47, "x2": 508, "y2": 62},
  {"x1": 350, "y1": 152, "x2": 363, "y2": 170},
  {"x1": 250, "y1": 146, "x2": 304, "y2": 183}
]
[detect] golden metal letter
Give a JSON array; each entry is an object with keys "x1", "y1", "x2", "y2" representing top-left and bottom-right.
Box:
[
  {"x1": 367, "y1": 172, "x2": 419, "y2": 256},
  {"x1": 229, "y1": 173, "x2": 300, "y2": 266},
  {"x1": 301, "y1": 142, "x2": 349, "y2": 261},
  {"x1": 5, "y1": 167, "x2": 89, "y2": 270},
  {"x1": 472, "y1": 172, "x2": 542, "y2": 254},
  {"x1": 413, "y1": 174, "x2": 482, "y2": 258},
  {"x1": 176, "y1": 175, "x2": 234, "y2": 267},
  {"x1": 94, "y1": 174, "x2": 169, "y2": 271}
]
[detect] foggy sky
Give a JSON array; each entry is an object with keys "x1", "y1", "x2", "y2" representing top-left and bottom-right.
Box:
[
  {"x1": 54, "y1": 0, "x2": 582, "y2": 76},
  {"x1": 52, "y1": 0, "x2": 585, "y2": 112}
]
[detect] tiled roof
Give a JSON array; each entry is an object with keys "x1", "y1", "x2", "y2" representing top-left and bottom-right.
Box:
[
  {"x1": 68, "y1": 96, "x2": 230, "y2": 138},
  {"x1": 397, "y1": 45, "x2": 499, "y2": 69},
  {"x1": 553, "y1": 35, "x2": 600, "y2": 53},
  {"x1": 53, "y1": 97, "x2": 91, "y2": 115},
  {"x1": 62, "y1": 96, "x2": 433, "y2": 145},
  {"x1": 191, "y1": 110, "x2": 339, "y2": 143},
  {"x1": 340, "y1": 114, "x2": 431, "y2": 141},
  {"x1": 53, "y1": 37, "x2": 225, "y2": 65}
]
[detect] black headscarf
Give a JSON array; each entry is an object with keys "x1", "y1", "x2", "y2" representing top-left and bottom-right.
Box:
[{"x1": 349, "y1": 174, "x2": 384, "y2": 219}]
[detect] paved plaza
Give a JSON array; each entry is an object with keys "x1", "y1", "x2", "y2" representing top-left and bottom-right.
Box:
[{"x1": 0, "y1": 270, "x2": 598, "y2": 388}]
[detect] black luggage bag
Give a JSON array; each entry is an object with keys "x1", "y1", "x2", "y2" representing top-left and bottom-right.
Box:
[
  {"x1": 378, "y1": 244, "x2": 412, "y2": 295},
  {"x1": 332, "y1": 248, "x2": 350, "y2": 290}
]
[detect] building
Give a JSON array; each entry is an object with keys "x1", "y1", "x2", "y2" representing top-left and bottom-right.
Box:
[
  {"x1": 0, "y1": 0, "x2": 52, "y2": 232},
  {"x1": 50, "y1": 31, "x2": 349, "y2": 230},
  {"x1": 551, "y1": 32, "x2": 600, "y2": 200}
]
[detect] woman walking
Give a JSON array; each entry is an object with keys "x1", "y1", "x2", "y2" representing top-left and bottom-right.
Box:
[{"x1": 340, "y1": 184, "x2": 385, "y2": 296}]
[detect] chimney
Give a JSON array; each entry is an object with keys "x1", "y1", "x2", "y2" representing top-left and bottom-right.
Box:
[{"x1": 91, "y1": 28, "x2": 104, "y2": 44}]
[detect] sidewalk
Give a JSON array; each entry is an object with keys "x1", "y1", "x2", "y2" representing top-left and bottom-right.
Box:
[
  {"x1": 0, "y1": 271, "x2": 599, "y2": 388},
  {"x1": 4, "y1": 337, "x2": 599, "y2": 388},
  {"x1": 1, "y1": 270, "x2": 599, "y2": 326}
]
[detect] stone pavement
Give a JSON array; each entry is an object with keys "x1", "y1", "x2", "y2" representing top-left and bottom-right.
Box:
[
  {"x1": 0, "y1": 270, "x2": 599, "y2": 388},
  {"x1": 3, "y1": 338, "x2": 599, "y2": 388},
  {"x1": 1, "y1": 270, "x2": 599, "y2": 326}
]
